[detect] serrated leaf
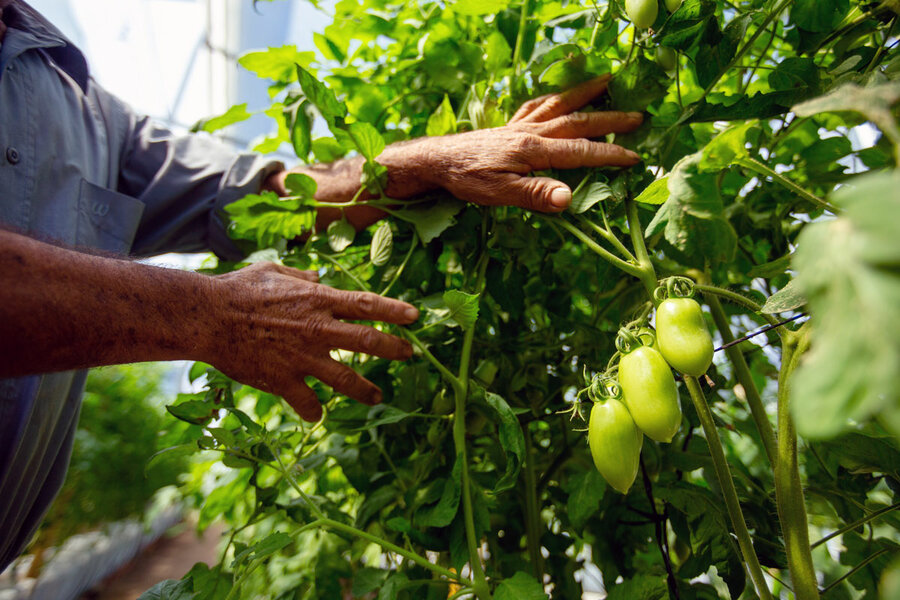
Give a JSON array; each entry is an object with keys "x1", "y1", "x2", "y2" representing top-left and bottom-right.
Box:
[
  {"x1": 166, "y1": 400, "x2": 213, "y2": 425},
  {"x1": 248, "y1": 531, "x2": 292, "y2": 561},
  {"x1": 634, "y1": 176, "x2": 670, "y2": 205},
  {"x1": 494, "y1": 571, "x2": 548, "y2": 600},
  {"x1": 699, "y1": 121, "x2": 757, "y2": 171},
  {"x1": 327, "y1": 218, "x2": 355, "y2": 252},
  {"x1": 225, "y1": 191, "x2": 316, "y2": 247},
  {"x1": 761, "y1": 280, "x2": 806, "y2": 314},
  {"x1": 443, "y1": 289, "x2": 480, "y2": 329},
  {"x1": 426, "y1": 94, "x2": 457, "y2": 137},
  {"x1": 137, "y1": 579, "x2": 194, "y2": 600},
  {"x1": 391, "y1": 199, "x2": 465, "y2": 244},
  {"x1": 484, "y1": 391, "x2": 526, "y2": 493},
  {"x1": 346, "y1": 121, "x2": 385, "y2": 161},
  {"x1": 239, "y1": 45, "x2": 314, "y2": 82},
  {"x1": 569, "y1": 181, "x2": 613, "y2": 214},
  {"x1": 295, "y1": 64, "x2": 347, "y2": 128},
  {"x1": 791, "y1": 171, "x2": 900, "y2": 439},
  {"x1": 416, "y1": 453, "x2": 463, "y2": 528},
  {"x1": 200, "y1": 103, "x2": 253, "y2": 133},
  {"x1": 284, "y1": 173, "x2": 317, "y2": 198},
  {"x1": 792, "y1": 82, "x2": 900, "y2": 149},
  {"x1": 566, "y1": 470, "x2": 606, "y2": 529},
  {"x1": 369, "y1": 221, "x2": 393, "y2": 266}
]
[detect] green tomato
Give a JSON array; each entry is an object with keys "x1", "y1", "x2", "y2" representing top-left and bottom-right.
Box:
[
  {"x1": 666, "y1": 0, "x2": 682, "y2": 12},
  {"x1": 588, "y1": 398, "x2": 643, "y2": 494},
  {"x1": 625, "y1": 0, "x2": 658, "y2": 29},
  {"x1": 619, "y1": 345, "x2": 682, "y2": 443},
  {"x1": 656, "y1": 297, "x2": 714, "y2": 377},
  {"x1": 656, "y1": 46, "x2": 677, "y2": 72}
]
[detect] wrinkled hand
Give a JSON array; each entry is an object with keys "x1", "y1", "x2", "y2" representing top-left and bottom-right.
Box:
[
  {"x1": 207, "y1": 262, "x2": 418, "y2": 422},
  {"x1": 412, "y1": 74, "x2": 644, "y2": 212}
]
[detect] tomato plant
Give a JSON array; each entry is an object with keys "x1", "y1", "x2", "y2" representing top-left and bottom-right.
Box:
[{"x1": 141, "y1": 1, "x2": 900, "y2": 599}]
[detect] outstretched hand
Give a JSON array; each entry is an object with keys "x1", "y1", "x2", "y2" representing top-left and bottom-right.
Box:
[
  {"x1": 407, "y1": 74, "x2": 644, "y2": 212},
  {"x1": 207, "y1": 262, "x2": 419, "y2": 422}
]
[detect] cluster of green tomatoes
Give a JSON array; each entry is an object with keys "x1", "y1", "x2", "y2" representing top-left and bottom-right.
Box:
[
  {"x1": 625, "y1": 0, "x2": 683, "y2": 30},
  {"x1": 582, "y1": 277, "x2": 714, "y2": 494}
]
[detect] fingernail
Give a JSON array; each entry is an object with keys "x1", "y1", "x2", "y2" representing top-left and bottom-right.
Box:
[
  {"x1": 550, "y1": 187, "x2": 572, "y2": 209},
  {"x1": 404, "y1": 306, "x2": 420, "y2": 322},
  {"x1": 627, "y1": 111, "x2": 644, "y2": 120}
]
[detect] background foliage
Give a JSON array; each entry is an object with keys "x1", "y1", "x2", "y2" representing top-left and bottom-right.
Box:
[{"x1": 140, "y1": 0, "x2": 900, "y2": 598}]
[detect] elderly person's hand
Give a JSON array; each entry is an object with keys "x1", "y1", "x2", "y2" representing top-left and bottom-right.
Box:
[
  {"x1": 407, "y1": 74, "x2": 643, "y2": 212},
  {"x1": 265, "y1": 75, "x2": 643, "y2": 227},
  {"x1": 208, "y1": 262, "x2": 419, "y2": 422}
]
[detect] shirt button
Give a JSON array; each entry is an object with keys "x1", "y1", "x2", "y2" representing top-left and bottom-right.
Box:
[{"x1": 6, "y1": 147, "x2": 20, "y2": 165}]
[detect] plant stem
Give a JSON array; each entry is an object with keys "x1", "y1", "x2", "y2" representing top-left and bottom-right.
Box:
[
  {"x1": 736, "y1": 157, "x2": 839, "y2": 214},
  {"x1": 640, "y1": 459, "x2": 680, "y2": 600},
  {"x1": 453, "y1": 253, "x2": 492, "y2": 600},
  {"x1": 812, "y1": 502, "x2": 900, "y2": 550},
  {"x1": 683, "y1": 376, "x2": 774, "y2": 600},
  {"x1": 405, "y1": 329, "x2": 463, "y2": 394},
  {"x1": 821, "y1": 549, "x2": 890, "y2": 595},
  {"x1": 774, "y1": 325, "x2": 819, "y2": 600},
  {"x1": 547, "y1": 215, "x2": 643, "y2": 278},
  {"x1": 522, "y1": 430, "x2": 544, "y2": 577},
  {"x1": 694, "y1": 284, "x2": 781, "y2": 327},
  {"x1": 577, "y1": 214, "x2": 636, "y2": 262},
  {"x1": 511, "y1": 0, "x2": 531, "y2": 88},
  {"x1": 624, "y1": 198, "x2": 659, "y2": 300},
  {"x1": 704, "y1": 294, "x2": 777, "y2": 467}
]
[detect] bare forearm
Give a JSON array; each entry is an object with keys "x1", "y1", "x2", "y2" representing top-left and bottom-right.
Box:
[{"x1": 0, "y1": 229, "x2": 215, "y2": 377}]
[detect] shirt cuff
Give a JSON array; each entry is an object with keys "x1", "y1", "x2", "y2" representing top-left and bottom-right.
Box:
[{"x1": 209, "y1": 154, "x2": 285, "y2": 261}]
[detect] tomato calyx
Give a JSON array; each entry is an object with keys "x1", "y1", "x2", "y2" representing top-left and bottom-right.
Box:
[{"x1": 654, "y1": 275, "x2": 698, "y2": 304}]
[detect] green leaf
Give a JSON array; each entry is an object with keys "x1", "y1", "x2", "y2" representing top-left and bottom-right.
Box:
[
  {"x1": 137, "y1": 579, "x2": 194, "y2": 600},
  {"x1": 346, "y1": 121, "x2": 385, "y2": 162},
  {"x1": 443, "y1": 289, "x2": 480, "y2": 329},
  {"x1": 166, "y1": 400, "x2": 214, "y2": 425},
  {"x1": 699, "y1": 121, "x2": 757, "y2": 171},
  {"x1": 284, "y1": 173, "x2": 317, "y2": 198},
  {"x1": 484, "y1": 391, "x2": 526, "y2": 493},
  {"x1": 426, "y1": 94, "x2": 457, "y2": 137},
  {"x1": 608, "y1": 56, "x2": 669, "y2": 112},
  {"x1": 377, "y1": 572, "x2": 410, "y2": 600},
  {"x1": 247, "y1": 531, "x2": 292, "y2": 561},
  {"x1": 370, "y1": 221, "x2": 393, "y2": 267},
  {"x1": 494, "y1": 571, "x2": 548, "y2": 600},
  {"x1": 287, "y1": 101, "x2": 312, "y2": 160},
  {"x1": 391, "y1": 199, "x2": 466, "y2": 244},
  {"x1": 453, "y1": 0, "x2": 510, "y2": 16},
  {"x1": 327, "y1": 218, "x2": 355, "y2": 252},
  {"x1": 761, "y1": 280, "x2": 806, "y2": 314},
  {"x1": 634, "y1": 177, "x2": 670, "y2": 205},
  {"x1": 199, "y1": 103, "x2": 253, "y2": 134},
  {"x1": 295, "y1": 64, "x2": 347, "y2": 128},
  {"x1": 658, "y1": 0, "x2": 717, "y2": 51},
  {"x1": 569, "y1": 181, "x2": 613, "y2": 214},
  {"x1": 225, "y1": 191, "x2": 316, "y2": 247},
  {"x1": 239, "y1": 45, "x2": 315, "y2": 81},
  {"x1": 791, "y1": 171, "x2": 900, "y2": 438},
  {"x1": 606, "y1": 574, "x2": 668, "y2": 600},
  {"x1": 792, "y1": 82, "x2": 900, "y2": 148},
  {"x1": 416, "y1": 453, "x2": 463, "y2": 528},
  {"x1": 790, "y1": 0, "x2": 850, "y2": 33},
  {"x1": 566, "y1": 470, "x2": 606, "y2": 529}
]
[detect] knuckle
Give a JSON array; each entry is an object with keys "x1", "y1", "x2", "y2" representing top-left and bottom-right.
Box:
[
  {"x1": 333, "y1": 368, "x2": 360, "y2": 391},
  {"x1": 355, "y1": 292, "x2": 378, "y2": 316}
]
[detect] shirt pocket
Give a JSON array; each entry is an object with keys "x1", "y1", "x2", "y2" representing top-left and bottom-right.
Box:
[{"x1": 76, "y1": 179, "x2": 144, "y2": 254}]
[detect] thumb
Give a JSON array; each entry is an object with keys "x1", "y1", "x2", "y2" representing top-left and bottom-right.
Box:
[{"x1": 499, "y1": 174, "x2": 572, "y2": 213}]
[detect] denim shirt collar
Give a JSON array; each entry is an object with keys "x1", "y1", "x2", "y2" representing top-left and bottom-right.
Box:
[{"x1": 0, "y1": 1, "x2": 89, "y2": 92}]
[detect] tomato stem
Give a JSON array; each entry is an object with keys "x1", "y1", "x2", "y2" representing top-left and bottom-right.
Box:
[
  {"x1": 774, "y1": 324, "x2": 819, "y2": 600},
  {"x1": 704, "y1": 294, "x2": 778, "y2": 467},
  {"x1": 736, "y1": 157, "x2": 838, "y2": 214},
  {"x1": 683, "y1": 375, "x2": 774, "y2": 600}
]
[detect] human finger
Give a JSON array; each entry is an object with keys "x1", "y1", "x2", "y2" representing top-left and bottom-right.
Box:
[
  {"x1": 327, "y1": 321, "x2": 413, "y2": 361},
  {"x1": 525, "y1": 138, "x2": 641, "y2": 170},
  {"x1": 481, "y1": 173, "x2": 573, "y2": 213},
  {"x1": 281, "y1": 379, "x2": 324, "y2": 422},
  {"x1": 328, "y1": 289, "x2": 419, "y2": 324},
  {"x1": 313, "y1": 358, "x2": 383, "y2": 406},
  {"x1": 270, "y1": 263, "x2": 320, "y2": 283},
  {"x1": 526, "y1": 111, "x2": 644, "y2": 139},
  {"x1": 515, "y1": 75, "x2": 612, "y2": 123}
]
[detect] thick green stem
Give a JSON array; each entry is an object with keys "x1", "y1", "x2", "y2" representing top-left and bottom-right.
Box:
[
  {"x1": 736, "y1": 157, "x2": 839, "y2": 214},
  {"x1": 548, "y1": 216, "x2": 644, "y2": 279},
  {"x1": 522, "y1": 431, "x2": 543, "y2": 577},
  {"x1": 704, "y1": 294, "x2": 778, "y2": 466},
  {"x1": 774, "y1": 325, "x2": 819, "y2": 600},
  {"x1": 624, "y1": 198, "x2": 659, "y2": 300},
  {"x1": 683, "y1": 376, "x2": 774, "y2": 600},
  {"x1": 453, "y1": 254, "x2": 492, "y2": 600}
]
